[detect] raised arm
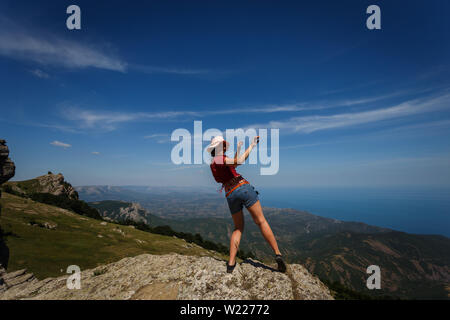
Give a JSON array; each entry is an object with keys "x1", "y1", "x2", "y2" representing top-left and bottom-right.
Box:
[{"x1": 225, "y1": 136, "x2": 259, "y2": 167}]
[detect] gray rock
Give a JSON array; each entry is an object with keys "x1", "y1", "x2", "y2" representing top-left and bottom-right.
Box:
[
  {"x1": 0, "y1": 268, "x2": 36, "y2": 294},
  {"x1": 0, "y1": 140, "x2": 15, "y2": 185},
  {"x1": 0, "y1": 253, "x2": 333, "y2": 300},
  {"x1": 33, "y1": 173, "x2": 79, "y2": 200},
  {"x1": 6, "y1": 172, "x2": 78, "y2": 200},
  {"x1": 0, "y1": 140, "x2": 15, "y2": 272}
]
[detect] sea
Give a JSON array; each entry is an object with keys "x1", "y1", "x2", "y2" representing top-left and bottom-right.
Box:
[{"x1": 257, "y1": 186, "x2": 450, "y2": 237}]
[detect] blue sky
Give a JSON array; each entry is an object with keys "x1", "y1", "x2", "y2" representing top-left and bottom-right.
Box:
[{"x1": 0, "y1": 0, "x2": 449, "y2": 188}]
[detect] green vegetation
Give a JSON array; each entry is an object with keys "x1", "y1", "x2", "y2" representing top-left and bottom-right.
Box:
[
  {"x1": 321, "y1": 279, "x2": 398, "y2": 300},
  {"x1": 292, "y1": 231, "x2": 450, "y2": 299},
  {"x1": 2, "y1": 185, "x2": 101, "y2": 220},
  {"x1": 3, "y1": 178, "x2": 42, "y2": 196},
  {"x1": 0, "y1": 188, "x2": 256, "y2": 279},
  {"x1": 1, "y1": 184, "x2": 18, "y2": 196},
  {"x1": 29, "y1": 193, "x2": 102, "y2": 220},
  {"x1": 88, "y1": 200, "x2": 256, "y2": 260},
  {"x1": 0, "y1": 192, "x2": 229, "y2": 279},
  {"x1": 87, "y1": 199, "x2": 450, "y2": 299},
  {"x1": 2, "y1": 187, "x2": 255, "y2": 261},
  {"x1": 116, "y1": 219, "x2": 255, "y2": 261}
]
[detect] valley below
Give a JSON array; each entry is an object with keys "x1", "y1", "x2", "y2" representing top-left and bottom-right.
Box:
[{"x1": 78, "y1": 185, "x2": 450, "y2": 299}]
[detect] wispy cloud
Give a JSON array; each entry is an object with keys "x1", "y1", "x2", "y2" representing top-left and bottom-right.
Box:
[
  {"x1": 144, "y1": 134, "x2": 171, "y2": 143},
  {"x1": 62, "y1": 108, "x2": 200, "y2": 131},
  {"x1": 0, "y1": 24, "x2": 127, "y2": 72},
  {"x1": 249, "y1": 93, "x2": 450, "y2": 134},
  {"x1": 59, "y1": 91, "x2": 409, "y2": 131},
  {"x1": 34, "y1": 87, "x2": 447, "y2": 133},
  {"x1": 30, "y1": 69, "x2": 50, "y2": 79},
  {"x1": 50, "y1": 140, "x2": 71, "y2": 148},
  {"x1": 0, "y1": 17, "x2": 218, "y2": 76},
  {"x1": 91, "y1": 151, "x2": 100, "y2": 155}
]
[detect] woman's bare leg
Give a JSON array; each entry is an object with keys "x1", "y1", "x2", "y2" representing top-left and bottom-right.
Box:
[
  {"x1": 247, "y1": 200, "x2": 281, "y2": 255},
  {"x1": 229, "y1": 210, "x2": 244, "y2": 266}
]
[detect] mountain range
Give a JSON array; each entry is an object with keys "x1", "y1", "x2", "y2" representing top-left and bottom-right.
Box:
[
  {"x1": 0, "y1": 175, "x2": 332, "y2": 300},
  {"x1": 78, "y1": 184, "x2": 450, "y2": 299},
  {"x1": 1, "y1": 175, "x2": 449, "y2": 299}
]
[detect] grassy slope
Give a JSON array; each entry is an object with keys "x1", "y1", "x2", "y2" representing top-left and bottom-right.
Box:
[
  {"x1": 4, "y1": 178, "x2": 42, "y2": 194},
  {"x1": 0, "y1": 193, "x2": 226, "y2": 279}
]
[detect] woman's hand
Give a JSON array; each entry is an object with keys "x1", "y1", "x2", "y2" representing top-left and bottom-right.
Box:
[
  {"x1": 228, "y1": 138, "x2": 258, "y2": 167},
  {"x1": 251, "y1": 136, "x2": 260, "y2": 147}
]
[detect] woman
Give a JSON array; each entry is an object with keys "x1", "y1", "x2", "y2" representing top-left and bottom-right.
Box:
[{"x1": 207, "y1": 135, "x2": 286, "y2": 273}]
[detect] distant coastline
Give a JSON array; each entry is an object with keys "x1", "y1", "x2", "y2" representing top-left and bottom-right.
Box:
[
  {"x1": 75, "y1": 184, "x2": 450, "y2": 238},
  {"x1": 258, "y1": 186, "x2": 450, "y2": 238}
]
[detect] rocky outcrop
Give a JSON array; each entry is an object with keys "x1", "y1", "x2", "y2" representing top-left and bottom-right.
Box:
[
  {"x1": 0, "y1": 253, "x2": 334, "y2": 300},
  {"x1": 95, "y1": 201, "x2": 149, "y2": 224},
  {"x1": 0, "y1": 268, "x2": 36, "y2": 294},
  {"x1": 0, "y1": 139, "x2": 15, "y2": 276},
  {"x1": 34, "y1": 173, "x2": 79, "y2": 200},
  {"x1": 6, "y1": 173, "x2": 79, "y2": 200},
  {"x1": 0, "y1": 140, "x2": 15, "y2": 185}
]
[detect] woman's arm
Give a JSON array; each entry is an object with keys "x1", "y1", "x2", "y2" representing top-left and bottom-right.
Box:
[
  {"x1": 225, "y1": 136, "x2": 259, "y2": 167},
  {"x1": 233, "y1": 141, "x2": 243, "y2": 164}
]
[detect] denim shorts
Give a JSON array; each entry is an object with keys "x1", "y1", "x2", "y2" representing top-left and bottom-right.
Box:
[{"x1": 226, "y1": 183, "x2": 259, "y2": 215}]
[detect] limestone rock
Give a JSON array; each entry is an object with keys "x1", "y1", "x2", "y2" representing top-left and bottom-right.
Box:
[
  {"x1": 0, "y1": 268, "x2": 36, "y2": 294},
  {"x1": 7, "y1": 172, "x2": 78, "y2": 200},
  {"x1": 34, "y1": 173, "x2": 79, "y2": 200},
  {"x1": 0, "y1": 253, "x2": 333, "y2": 300}
]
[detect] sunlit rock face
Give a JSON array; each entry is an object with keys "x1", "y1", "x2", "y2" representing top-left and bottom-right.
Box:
[{"x1": 0, "y1": 253, "x2": 334, "y2": 300}]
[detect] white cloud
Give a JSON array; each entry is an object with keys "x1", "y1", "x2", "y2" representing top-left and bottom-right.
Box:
[
  {"x1": 250, "y1": 93, "x2": 450, "y2": 134},
  {"x1": 30, "y1": 69, "x2": 49, "y2": 79},
  {"x1": 58, "y1": 99, "x2": 371, "y2": 131},
  {"x1": 0, "y1": 18, "x2": 214, "y2": 75},
  {"x1": 144, "y1": 134, "x2": 170, "y2": 143},
  {"x1": 50, "y1": 140, "x2": 71, "y2": 148},
  {"x1": 62, "y1": 109, "x2": 200, "y2": 131},
  {"x1": 0, "y1": 19, "x2": 127, "y2": 72},
  {"x1": 52, "y1": 89, "x2": 450, "y2": 132},
  {"x1": 61, "y1": 88, "x2": 433, "y2": 128},
  {"x1": 91, "y1": 151, "x2": 100, "y2": 155},
  {"x1": 144, "y1": 134, "x2": 167, "y2": 139}
]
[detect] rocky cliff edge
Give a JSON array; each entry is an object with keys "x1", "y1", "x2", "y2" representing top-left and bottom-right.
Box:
[{"x1": 0, "y1": 253, "x2": 334, "y2": 300}]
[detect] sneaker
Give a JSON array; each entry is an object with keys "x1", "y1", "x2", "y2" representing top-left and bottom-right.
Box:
[
  {"x1": 275, "y1": 254, "x2": 287, "y2": 273},
  {"x1": 226, "y1": 262, "x2": 236, "y2": 273}
]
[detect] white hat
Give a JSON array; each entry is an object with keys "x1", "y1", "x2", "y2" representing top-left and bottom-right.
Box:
[{"x1": 206, "y1": 136, "x2": 229, "y2": 153}]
